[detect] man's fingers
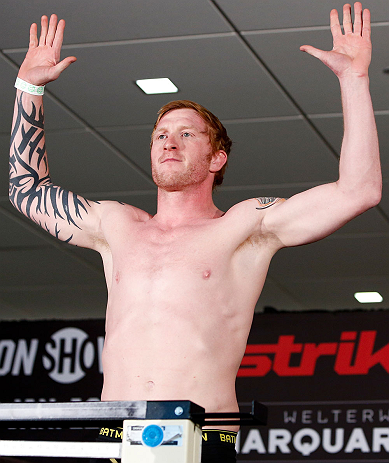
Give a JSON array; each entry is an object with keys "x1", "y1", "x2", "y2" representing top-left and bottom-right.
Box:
[
  {"x1": 54, "y1": 56, "x2": 77, "y2": 76},
  {"x1": 330, "y1": 8, "x2": 342, "y2": 41},
  {"x1": 44, "y1": 56, "x2": 76, "y2": 83},
  {"x1": 29, "y1": 23, "x2": 38, "y2": 49},
  {"x1": 39, "y1": 15, "x2": 48, "y2": 46},
  {"x1": 342, "y1": 4, "x2": 353, "y2": 34},
  {"x1": 46, "y1": 14, "x2": 58, "y2": 47},
  {"x1": 332, "y1": 3, "x2": 369, "y2": 39},
  {"x1": 353, "y1": 2, "x2": 363, "y2": 35},
  {"x1": 52, "y1": 19, "x2": 66, "y2": 57},
  {"x1": 362, "y1": 8, "x2": 371, "y2": 40},
  {"x1": 299, "y1": 45, "x2": 325, "y2": 61}
]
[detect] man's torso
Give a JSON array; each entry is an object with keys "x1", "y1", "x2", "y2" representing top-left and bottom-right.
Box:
[{"x1": 96, "y1": 200, "x2": 280, "y2": 425}]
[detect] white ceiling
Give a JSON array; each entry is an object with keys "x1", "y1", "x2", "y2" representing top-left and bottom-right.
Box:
[{"x1": 1, "y1": 0, "x2": 389, "y2": 320}]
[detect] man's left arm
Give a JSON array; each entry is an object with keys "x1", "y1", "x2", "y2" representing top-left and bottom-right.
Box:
[{"x1": 262, "y1": 2, "x2": 381, "y2": 248}]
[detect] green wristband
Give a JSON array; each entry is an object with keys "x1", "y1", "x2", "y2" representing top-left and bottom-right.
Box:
[{"x1": 14, "y1": 77, "x2": 45, "y2": 95}]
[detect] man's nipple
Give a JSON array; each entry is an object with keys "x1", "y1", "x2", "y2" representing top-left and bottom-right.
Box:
[{"x1": 203, "y1": 270, "x2": 211, "y2": 279}]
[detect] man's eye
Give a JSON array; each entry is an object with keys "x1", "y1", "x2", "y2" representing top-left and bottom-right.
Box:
[
  {"x1": 157, "y1": 134, "x2": 166, "y2": 140},
  {"x1": 182, "y1": 132, "x2": 191, "y2": 137}
]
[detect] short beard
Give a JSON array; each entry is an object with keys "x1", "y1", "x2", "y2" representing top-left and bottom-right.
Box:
[{"x1": 152, "y1": 152, "x2": 213, "y2": 191}]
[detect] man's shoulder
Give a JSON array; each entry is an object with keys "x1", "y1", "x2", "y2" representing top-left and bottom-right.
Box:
[
  {"x1": 222, "y1": 197, "x2": 287, "y2": 245},
  {"x1": 224, "y1": 197, "x2": 285, "y2": 218},
  {"x1": 99, "y1": 200, "x2": 152, "y2": 223}
]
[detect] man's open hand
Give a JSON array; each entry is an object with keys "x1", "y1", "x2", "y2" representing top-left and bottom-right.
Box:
[
  {"x1": 18, "y1": 14, "x2": 76, "y2": 86},
  {"x1": 300, "y1": 2, "x2": 371, "y2": 79}
]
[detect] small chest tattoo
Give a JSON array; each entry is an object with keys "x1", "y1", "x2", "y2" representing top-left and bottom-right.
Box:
[{"x1": 255, "y1": 197, "x2": 283, "y2": 210}]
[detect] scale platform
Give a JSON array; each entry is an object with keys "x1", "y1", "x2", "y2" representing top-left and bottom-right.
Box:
[{"x1": 0, "y1": 400, "x2": 267, "y2": 461}]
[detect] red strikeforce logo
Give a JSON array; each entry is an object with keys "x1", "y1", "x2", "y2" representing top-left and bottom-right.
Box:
[{"x1": 238, "y1": 331, "x2": 389, "y2": 377}]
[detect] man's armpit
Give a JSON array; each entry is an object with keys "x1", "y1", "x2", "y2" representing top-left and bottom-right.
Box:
[{"x1": 255, "y1": 197, "x2": 286, "y2": 210}]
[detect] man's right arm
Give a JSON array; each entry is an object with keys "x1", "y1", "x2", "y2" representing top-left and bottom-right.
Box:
[
  {"x1": 9, "y1": 90, "x2": 105, "y2": 248},
  {"x1": 9, "y1": 14, "x2": 108, "y2": 250}
]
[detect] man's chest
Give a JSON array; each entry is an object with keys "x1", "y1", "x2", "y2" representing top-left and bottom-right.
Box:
[
  {"x1": 100, "y1": 210, "x2": 273, "y2": 289},
  {"x1": 99, "y1": 212, "x2": 275, "y2": 311},
  {"x1": 108, "y1": 220, "x2": 233, "y2": 275}
]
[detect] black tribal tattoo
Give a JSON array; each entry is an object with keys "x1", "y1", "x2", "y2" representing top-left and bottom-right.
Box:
[
  {"x1": 9, "y1": 93, "x2": 96, "y2": 243},
  {"x1": 255, "y1": 197, "x2": 284, "y2": 210}
]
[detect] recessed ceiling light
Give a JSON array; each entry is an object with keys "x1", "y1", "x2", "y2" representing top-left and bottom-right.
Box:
[
  {"x1": 354, "y1": 292, "x2": 383, "y2": 303},
  {"x1": 135, "y1": 78, "x2": 178, "y2": 95}
]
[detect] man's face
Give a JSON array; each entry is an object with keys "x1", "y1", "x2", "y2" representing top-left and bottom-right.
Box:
[{"x1": 150, "y1": 109, "x2": 214, "y2": 191}]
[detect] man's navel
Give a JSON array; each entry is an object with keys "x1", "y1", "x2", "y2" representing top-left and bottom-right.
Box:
[{"x1": 146, "y1": 380, "x2": 155, "y2": 390}]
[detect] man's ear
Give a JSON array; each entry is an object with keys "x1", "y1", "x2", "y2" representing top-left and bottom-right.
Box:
[{"x1": 209, "y1": 150, "x2": 227, "y2": 173}]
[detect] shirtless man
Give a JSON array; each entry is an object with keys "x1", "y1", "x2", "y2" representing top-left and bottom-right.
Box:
[{"x1": 9, "y1": 3, "x2": 381, "y2": 462}]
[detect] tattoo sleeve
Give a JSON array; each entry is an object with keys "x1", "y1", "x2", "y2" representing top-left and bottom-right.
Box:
[
  {"x1": 9, "y1": 93, "x2": 97, "y2": 244},
  {"x1": 255, "y1": 197, "x2": 285, "y2": 210}
]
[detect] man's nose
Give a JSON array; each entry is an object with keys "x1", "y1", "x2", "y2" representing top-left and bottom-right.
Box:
[{"x1": 164, "y1": 135, "x2": 178, "y2": 150}]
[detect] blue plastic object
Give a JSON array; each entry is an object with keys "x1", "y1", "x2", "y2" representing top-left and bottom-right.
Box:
[{"x1": 142, "y1": 424, "x2": 164, "y2": 447}]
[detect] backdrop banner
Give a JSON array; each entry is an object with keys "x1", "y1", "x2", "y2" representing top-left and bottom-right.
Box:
[
  {"x1": 236, "y1": 310, "x2": 389, "y2": 461},
  {"x1": 0, "y1": 311, "x2": 388, "y2": 462}
]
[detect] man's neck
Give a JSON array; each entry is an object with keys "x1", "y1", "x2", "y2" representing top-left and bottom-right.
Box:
[{"x1": 154, "y1": 186, "x2": 223, "y2": 228}]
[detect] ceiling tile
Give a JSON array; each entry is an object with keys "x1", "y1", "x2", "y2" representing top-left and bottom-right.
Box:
[
  {"x1": 0, "y1": 208, "x2": 51, "y2": 247},
  {"x1": 313, "y1": 113, "x2": 389, "y2": 181},
  {"x1": 99, "y1": 126, "x2": 154, "y2": 175},
  {"x1": 1, "y1": 247, "x2": 104, "y2": 286},
  {"x1": 222, "y1": 119, "x2": 339, "y2": 186},
  {"x1": 44, "y1": 130, "x2": 154, "y2": 194},
  {"x1": 215, "y1": 0, "x2": 389, "y2": 31},
  {"x1": 377, "y1": 181, "x2": 389, "y2": 218},
  {"x1": 269, "y1": 235, "x2": 389, "y2": 279},
  {"x1": 0, "y1": 0, "x2": 232, "y2": 49}
]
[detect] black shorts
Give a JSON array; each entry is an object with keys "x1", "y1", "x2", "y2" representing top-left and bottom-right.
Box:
[
  {"x1": 92, "y1": 426, "x2": 237, "y2": 463},
  {"x1": 201, "y1": 429, "x2": 237, "y2": 463}
]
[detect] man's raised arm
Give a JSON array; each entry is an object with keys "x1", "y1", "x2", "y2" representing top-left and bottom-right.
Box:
[
  {"x1": 9, "y1": 15, "x2": 104, "y2": 249},
  {"x1": 260, "y1": 2, "x2": 382, "y2": 248}
]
